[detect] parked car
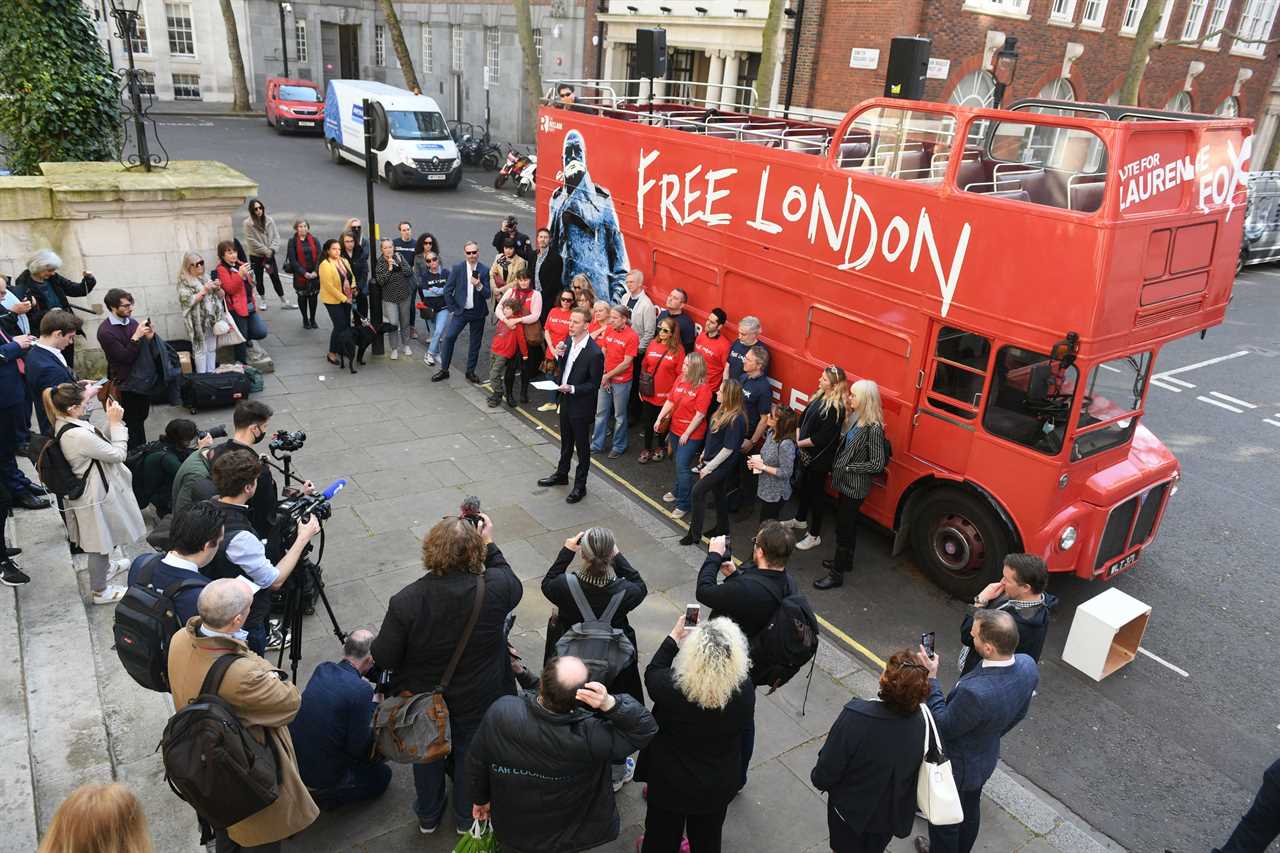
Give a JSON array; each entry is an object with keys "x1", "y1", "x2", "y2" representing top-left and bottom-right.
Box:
[
  {"x1": 1239, "y1": 171, "x2": 1280, "y2": 273},
  {"x1": 265, "y1": 77, "x2": 324, "y2": 133}
]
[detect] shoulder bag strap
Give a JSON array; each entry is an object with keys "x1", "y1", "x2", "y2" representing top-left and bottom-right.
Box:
[
  {"x1": 137, "y1": 553, "x2": 164, "y2": 587},
  {"x1": 55, "y1": 423, "x2": 110, "y2": 496},
  {"x1": 197, "y1": 652, "x2": 241, "y2": 700},
  {"x1": 440, "y1": 574, "x2": 485, "y2": 689},
  {"x1": 919, "y1": 703, "x2": 944, "y2": 759},
  {"x1": 564, "y1": 573, "x2": 601, "y2": 622}
]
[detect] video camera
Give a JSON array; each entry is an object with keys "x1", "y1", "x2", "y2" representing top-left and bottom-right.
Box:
[{"x1": 270, "y1": 429, "x2": 307, "y2": 454}]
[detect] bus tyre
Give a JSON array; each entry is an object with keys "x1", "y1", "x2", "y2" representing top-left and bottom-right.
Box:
[
  {"x1": 909, "y1": 487, "x2": 1012, "y2": 600},
  {"x1": 327, "y1": 140, "x2": 342, "y2": 164}
]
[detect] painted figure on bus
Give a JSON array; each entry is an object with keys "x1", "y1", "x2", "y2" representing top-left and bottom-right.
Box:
[{"x1": 548, "y1": 129, "x2": 630, "y2": 303}]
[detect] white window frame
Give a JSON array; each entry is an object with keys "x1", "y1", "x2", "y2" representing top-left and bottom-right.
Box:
[
  {"x1": 486, "y1": 27, "x2": 501, "y2": 78},
  {"x1": 164, "y1": 2, "x2": 196, "y2": 58},
  {"x1": 375, "y1": 24, "x2": 386, "y2": 67},
  {"x1": 129, "y1": 8, "x2": 150, "y2": 54},
  {"x1": 422, "y1": 26, "x2": 433, "y2": 74},
  {"x1": 136, "y1": 69, "x2": 156, "y2": 95},
  {"x1": 1182, "y1": 0, "x2": 1210, "y2": 38},
  {"x1": 1081, "y1": 0, "x2": 1109, "y2": 26},
  {"x1": 452, "y1": 25, "x2": 463, "y2": 73},
  {"x1": 1156, "y1": 0, "x2": 1176, "y2": 36},
  {"x1": 962, "y1": 0, "x2": 1032, "y2": 17},
  {"x1": 1202, "y1": 0, "x2": 1232, "y2": 46},
  {"x1": 295, "y1": 19, "x2": 308, "y2": 64},
  {"x1": 171, "y1": 72, "x2": 201, "y2": 100},
  {"x1": 1120, "y1": 0, "x2": 1173, "y2": 35},
  {"x1": 533, "y1": 28, "x2": 543, "y2": 65},
  {"x1": 1233, "y1": 0, "x2": 1280, "y2": 55},
  {"x1": 1051, "y1": 0, "x2": 1079, "y2": 22}
]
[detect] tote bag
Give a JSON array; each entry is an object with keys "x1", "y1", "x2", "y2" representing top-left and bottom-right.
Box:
[{"x1": 917, "y1": 704, "x2": 964, "y2": 826}]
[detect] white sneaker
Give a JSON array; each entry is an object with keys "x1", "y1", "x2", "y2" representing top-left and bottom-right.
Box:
[
  {"x1": 107, "y1": 557, "x2": 131, "y2": 580},
  {"x1": 662, "y1": 491, "x2": 676, "y2": 503},
  {"x1": 795, "y1": 534, "x2": 822, "y2": 551},
  {"x1": 389, "y1": 348, "x2": 399, "y2": 361},
  {"x1": 258, "y1": 300, "x2": 268, "y2": 311},
  {"x1": 92, "y1": 585, "x2": 126, "y2": 605},
  {"x1": 537, "y1": 402, "x2": 558, "y2": 412},
  {"x1": 781, "y1": 518, "x2": 807, "y2": 530},
  {"x1": 403, "y1": 345, "x2": 413, "y2": 357},
  {"x1": 671, "y1": 508, "x2": 687, "y2": 519},
  {"x1": 282, "y1": 299, "x2": 297, "y2": 309},
  {"x1": 425, "y1": 352, "x2": 436, "y2": 366}
]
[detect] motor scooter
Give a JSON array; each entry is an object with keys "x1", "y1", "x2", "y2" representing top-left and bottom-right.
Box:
[
  {"x1": 515, "y1": 153, "x2": 537, "y2": 197},
  {"x1": 494, "y1": 145, "x2": 530, "y2": 189}
]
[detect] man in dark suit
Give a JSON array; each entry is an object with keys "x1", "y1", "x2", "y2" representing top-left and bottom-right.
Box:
[
  {"x1": 26, "y1": 310, "x2": 81, "y2": 436},
  {"x1": 0, "y1": 322, "x2": 47, "y2": 510},
  {"x1": 914, "y1": 609, "x2": 1039, "y2": 853},
  {"x1": 537, "y1": 306, "x2": 603, "y2": 503},
  {"x1": 533, "y1": 227, "x2": 563, "y2": 325},
  {"x1": 432, "y1": 241, "x2": 491, "y2": 384}
]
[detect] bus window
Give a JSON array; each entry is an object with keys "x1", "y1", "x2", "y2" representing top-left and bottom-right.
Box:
[
  {"x1": 983, "y1": 347, "x2": 1079, "y2": 455},
  {"x1": 926, "y1": 326, "x2": 991, "y2": 420},
  {"x1": 839, "y1": 107, "x2": 956, "y2": 184},
  {"x1": 960, "y1": 119, "x2": 1108, "y2": 212},
  {"x1": 1072, "y1": 353, "x2": 1152, "y2": 460}
]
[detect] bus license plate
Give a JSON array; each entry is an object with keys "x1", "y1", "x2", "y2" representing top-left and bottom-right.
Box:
[
  {"x1": 1107, "y1": 552, "x2": 1139, "y2": 578},
  {"x1": 427, "y1": 174, "x2": 446, "y2": 181},
  {"x1": 298, "y1": 121, "x2": 315, "y2": 127}
]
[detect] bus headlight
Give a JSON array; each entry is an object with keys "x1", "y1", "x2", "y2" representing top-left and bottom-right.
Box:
[{"x1": 1058, "y1": 525, "x2": 1078, "y2": 551}]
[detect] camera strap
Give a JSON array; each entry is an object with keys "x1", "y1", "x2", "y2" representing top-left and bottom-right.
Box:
[{"x1": 441, "y1": 574, "x2": 485, "y2": 689}]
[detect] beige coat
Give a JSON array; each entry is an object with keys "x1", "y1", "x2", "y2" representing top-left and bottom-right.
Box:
[
  {"x1": 55, "y1": 416, "x2": 146, "y2": 554},
  {"x1": 168, "y1": 618, "x2": 318, "y2": 846},
  {"x1": 490, "y1": 252, "x2": 528, "y2": 305}
]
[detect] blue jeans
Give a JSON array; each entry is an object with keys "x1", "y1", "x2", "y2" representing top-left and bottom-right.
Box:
[
  {"x1": 591, "y1": 380, "x2": 632, "y2": 454},
  {"x1": 428, "y1": 307, "x2": 451, "y2": 356},
  {"x1": 413, "y1": 714, "x2": 482, "y2": 830},
  {"x1": 440, "y1": 312, "x2": 486, "y2": 374},
  {"x1": 670, "y1": 436, "x2": 704, "y2": 512},
  {"x1": 231, "y1": 313, "x2": 249, "y2": 363},
  {"x1": 311, "y1": 762, "x2": 392, "y2": 811}
]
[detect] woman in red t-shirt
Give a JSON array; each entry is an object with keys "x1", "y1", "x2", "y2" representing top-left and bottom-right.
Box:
[
  {"x1": 654, "y1": 351, "x2": 711, "y2": 517},
  {"x1": 638, "y1": 317, "x2": 686, "y2": 464},
  {"x1": 539, "y1": 290, "x2": 575, "y2": 413},
  {"x1": 588, "y1": 300, "x2": 609, "y2": 340}
]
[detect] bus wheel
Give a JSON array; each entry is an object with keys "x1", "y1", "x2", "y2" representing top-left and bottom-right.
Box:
[{"x1": 909, "y1": 487, "x2": 1011, "y2": 600}]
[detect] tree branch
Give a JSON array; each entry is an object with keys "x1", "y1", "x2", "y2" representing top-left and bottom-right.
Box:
[{"x1": 1153, "y1": 27, "x2": 1280, "y2": 49}]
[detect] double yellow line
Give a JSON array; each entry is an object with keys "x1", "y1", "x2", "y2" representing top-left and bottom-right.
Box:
[{"x1": 508, "y1": 402, "x2": 887, "y2": 671}]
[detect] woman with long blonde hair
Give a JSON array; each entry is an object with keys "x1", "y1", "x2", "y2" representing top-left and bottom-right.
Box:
[
  {"x1": 635, "y1": 614, "x2": 754, "y2": 852},
  {"x1": 817, "y1": 378, "x2": 888, "y2": 590},
  {"x1": 787, "y1": 365, "x2": 849, "y2": 552},
  {"x1": 680, "y1": 379, "x2": 747, "y2": 546},
  {"x1": 39, "y1": 782, "x2": 153, "y2": 853},
  {"x1": 175, "y1": 251, "x2": 237, "y2": 373}
]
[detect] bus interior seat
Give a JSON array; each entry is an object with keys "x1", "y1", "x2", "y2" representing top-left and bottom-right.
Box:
[
  {"x1": 988, "y1": 188, "x2": 1030, "y2": 203},
  {"x1": 839, "y1": 141, "x2": 870, "y2": 168},
  {"x1": 893, "y1": 148, "x2": 930, "y2": 179},
  {"x1": 1069, "y1": 181, "x2": 1105, "y2": 212},
  {"x1": 956, "y1": 159, "x2": 987, "y2": 193}
]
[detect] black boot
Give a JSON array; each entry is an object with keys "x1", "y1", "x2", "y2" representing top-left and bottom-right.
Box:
[
  {"x1": 520, "y1": 382, "x2": 530, "y2": 404},
  {"x1": 813, "y1": 571, "x2": 844, "y2": 590},
  {"x1": 486, "y1": 393, "x2": 503, "y2": 408},
  {"x1": 504, "y1": 376, "x2": 518, "y2": 408}
]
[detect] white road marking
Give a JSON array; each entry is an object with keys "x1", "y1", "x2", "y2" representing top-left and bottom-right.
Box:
[
  {"x1": 1163, "y1": 376, "x2": 1195, "y2": 388},
  {"x1": 1099, "y1": 363, "x2": 1122, "y2": 373},
  {"x1": 1208, "y1": 391, "x2": 1257, "y2": 408},
  {"x1": 1197, "y1": 395, "x2": 1243, "y2": 413},
  {"x1": 1264, "y1": 419, "x2": 1280, "y2": 429},
  {"x1": 1138, "y1": 647, "x2": 1190, "y2": 678},
  {"x1": 1149, "y1": 379, "x2": 1183, "y2": 393},
  {"x1": 1155, "y1": 350, "x2": 1250, "y2": 379}
]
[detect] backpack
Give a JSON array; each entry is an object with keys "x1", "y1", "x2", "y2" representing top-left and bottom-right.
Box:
[
  {"x1": 114, "y1": 554, "x2": 208, "y2": 693},
  {"x1": 125, "y1": 440, "x2": 166, "y2": 505},
  {"x1": 24, "y1": 423, "x2": 105, "y2": 499},
  {"x1": 554, "y1": 574, "x2": 636, "y2": 685},
  {"x1": 744, "y1": 573, "x2": 820, "y2": 693},
  {"x1": 161, "y1": 653, "x2": 281, "y2": 828}
]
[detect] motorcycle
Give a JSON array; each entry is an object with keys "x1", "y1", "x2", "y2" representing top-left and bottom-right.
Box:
[
  {"x1": 494, "y1": 145, "x2": 525, "y2": 189},
  {"x1": 515, "y1": 153, "x2": 537, "y2": 197}
]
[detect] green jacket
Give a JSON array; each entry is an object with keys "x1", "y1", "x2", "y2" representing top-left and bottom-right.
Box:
[{"x1": 170, "y1": 447, "x2": 214, "y2": 518}]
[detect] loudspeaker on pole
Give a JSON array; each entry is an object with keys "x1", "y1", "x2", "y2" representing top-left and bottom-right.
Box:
[{"x1": 884, "y1": 36, "x2": 931, "y2": 101}]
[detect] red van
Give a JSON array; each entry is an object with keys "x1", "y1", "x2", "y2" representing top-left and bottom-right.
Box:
[{"x1": 265, "y1": 77, "x2": 323, "y2": 133}]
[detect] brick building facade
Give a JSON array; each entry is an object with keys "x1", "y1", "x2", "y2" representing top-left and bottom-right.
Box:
[{"x1": 784, "y1": 0, "x2": 1280, "y2": 156}]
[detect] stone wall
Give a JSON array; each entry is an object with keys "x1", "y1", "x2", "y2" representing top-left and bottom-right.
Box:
[{"x1": 0, "y1": 161, "x2": 258, "y2": 377}]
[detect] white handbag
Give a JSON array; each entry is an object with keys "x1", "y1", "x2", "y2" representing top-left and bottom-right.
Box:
[{"x1": 916, "y1": 704, "x2": 964, "y2": 826}]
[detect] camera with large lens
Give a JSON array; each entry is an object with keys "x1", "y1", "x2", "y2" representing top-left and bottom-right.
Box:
[
  {"x1": 270, "y1": 429, "x2": 307, "y2": 453},
  {"x1": 198, "y1": 424, "x2": 227, "y2": 440}
]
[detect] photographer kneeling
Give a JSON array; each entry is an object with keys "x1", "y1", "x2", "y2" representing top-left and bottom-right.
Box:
[
  {"x1": 370, "y1": 512, "x2": 522, "y2": 836},
  {"x1": 202, "y1": 449, "x2": 319, "y2": 656}
]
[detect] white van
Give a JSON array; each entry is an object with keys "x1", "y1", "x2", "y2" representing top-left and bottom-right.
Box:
[{"x1": 323, "y1": 79, "x2": 461, "y2": 189}]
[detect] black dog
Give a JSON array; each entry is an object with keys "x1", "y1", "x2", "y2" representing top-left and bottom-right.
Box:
[{"x1": 335, "y1": 316, "x2": 398, "y2": 373}]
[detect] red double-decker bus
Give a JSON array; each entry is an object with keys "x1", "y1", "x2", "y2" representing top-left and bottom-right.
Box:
[{"x1": 536, "y1": 86, "x2": 1251, "y2": 598}]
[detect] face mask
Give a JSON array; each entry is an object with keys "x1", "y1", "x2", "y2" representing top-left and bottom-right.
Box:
[{"x1": 251, "y1": 426, "x2": 266, "y2": 445}]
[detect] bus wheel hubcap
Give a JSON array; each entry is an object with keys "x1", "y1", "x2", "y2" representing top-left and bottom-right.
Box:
[{"x1": 932, "y1": 515, "x2": 984, "y2": 574}]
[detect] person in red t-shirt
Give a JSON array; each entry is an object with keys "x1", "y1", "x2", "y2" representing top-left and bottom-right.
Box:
[
  {"x1": 654, "y1": 352, "x2": 712, "y2": 517},
  {"x1": 637, "y1": 317, "x2": 686, "y2": 464},
  {"x1": 590, "y1": 305, "x2": 640, "y2": 457},
  {"x1": 486, "y1": 297, "x2": 528, "y2": 408},
  {"x1": 588, "y1": 300, "x2": 609, "y2": 341},
  {"x1": 538, "y1": 290, "x2": 576, "y2": 412},
  {"x1": 694, "y1": 307, "x2": 733, "y2": 400}
]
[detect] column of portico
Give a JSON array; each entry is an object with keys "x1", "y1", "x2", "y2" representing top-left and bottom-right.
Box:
[
  {"x1": 720, "y1": 51, "x2": 741, "y2": 110},
  {"x1": 705, "y1": 49, "x2": 725, "y2": 108}
]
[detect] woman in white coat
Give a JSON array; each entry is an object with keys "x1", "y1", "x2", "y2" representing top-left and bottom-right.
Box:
[{"x1": 43, "y1": 383, "x2": 146, "y2": 604}]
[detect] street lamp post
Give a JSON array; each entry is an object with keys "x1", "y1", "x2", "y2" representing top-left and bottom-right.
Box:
[
  {"x1": 108, "y1": 0, "x2": 163, "y2": 171},
  {"x1": 991, "y1": 36, "x2": 1020, "y2": 110},
  {"x1": 279, "y1": 2, "x2": 292, "y2": 78},
  {"x1": 782, "y1": 0, "x2": 805, "y2": 118}
]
